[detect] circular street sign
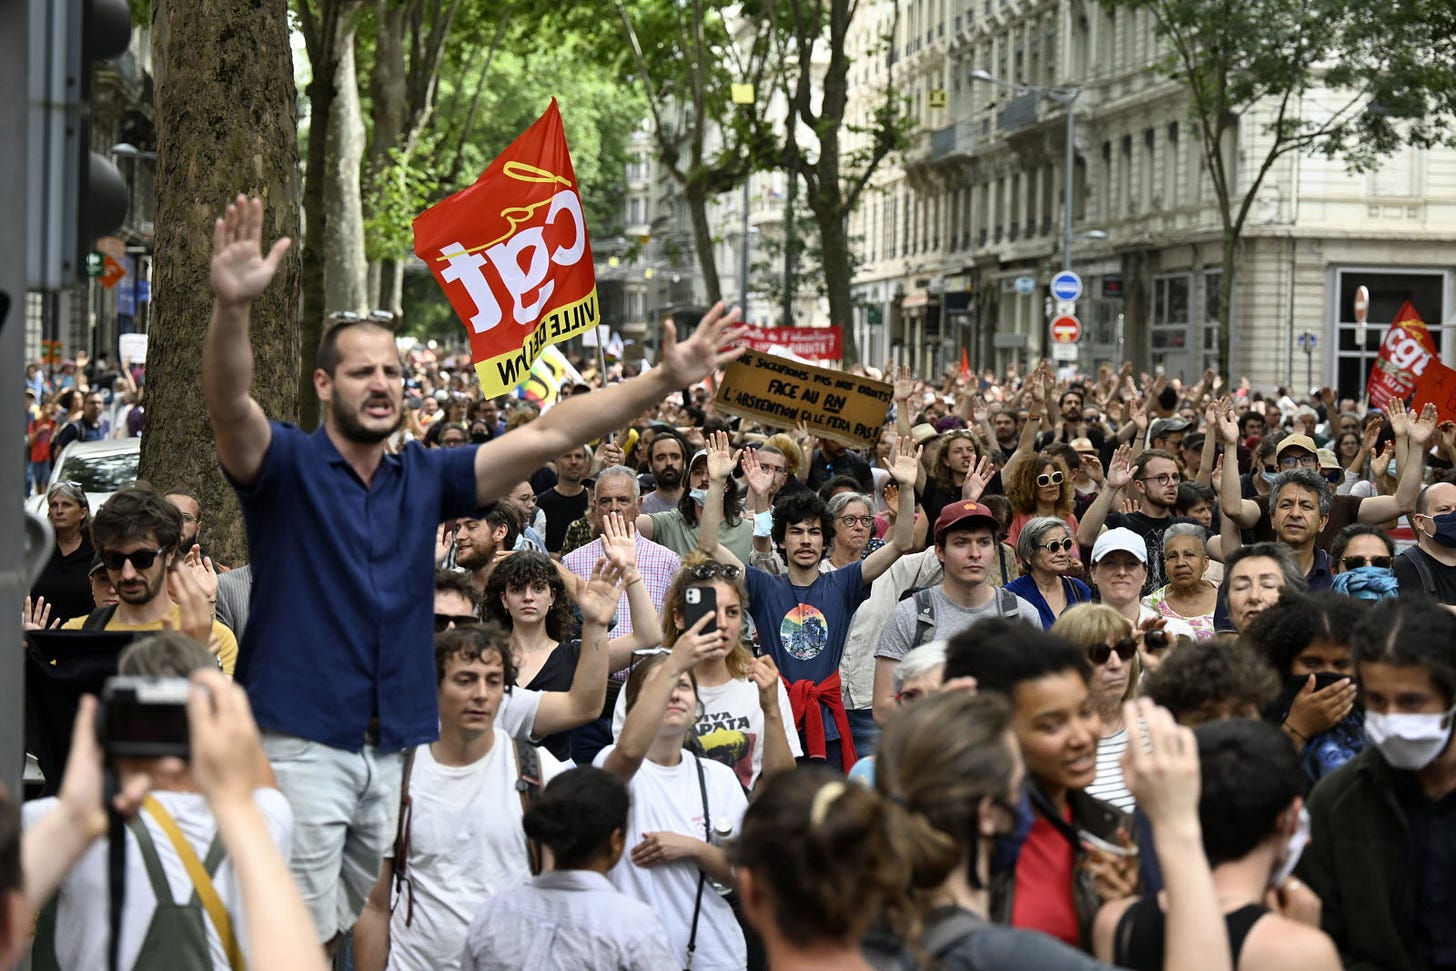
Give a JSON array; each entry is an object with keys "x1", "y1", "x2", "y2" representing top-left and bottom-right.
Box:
[
  {"x1": 1051, "y1": 271, "x2": 1083, "y2": 303},
  {"x1": 1015, "y1": 275, "x2": 1037, "y2": 296},
  {"x1": 1050, "y1": 314, "x2": 1081, "y2": 343},
  {"x1": 1354, "y1": 285, "x2": 1369, "y2": 324}
]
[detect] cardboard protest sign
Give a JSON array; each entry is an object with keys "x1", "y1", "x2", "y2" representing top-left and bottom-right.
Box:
[
  {"x1": 1366, "y1": 301, "x2": 1437, "y2": 412},
  {"x1": 737, "y1": 325, "x2": 843, "y2": 360},
  {"x1": 413, "y1": 99, "x2": 598, "y2": 397},
  {"x1": 714, "y1": 349, "x2": 893, "y2": 448}
]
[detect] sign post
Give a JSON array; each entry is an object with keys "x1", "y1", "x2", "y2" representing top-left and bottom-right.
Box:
[
  {"x1": 1050, "y1": 271, "x2": 1083, "y2": 303},
  {"x1": 1354, "y1": 285, "x2": 1370, "y2": 347}
]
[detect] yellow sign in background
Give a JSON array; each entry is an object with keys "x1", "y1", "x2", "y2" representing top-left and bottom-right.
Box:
[{"x1": 713, "y1": 349, "x2": 893, "y2": 448}]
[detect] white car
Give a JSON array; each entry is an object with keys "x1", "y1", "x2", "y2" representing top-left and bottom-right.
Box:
[{"x1": 27, "y1": 437, "x2": 141, "y2": 517}]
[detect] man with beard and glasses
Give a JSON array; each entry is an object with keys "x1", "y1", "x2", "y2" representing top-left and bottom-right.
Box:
[
  {"x1": 638, "y1": 429, "x2": 687, "y2": 515},
  {"x1": 201, "y1": 194, "x2": 746, "y2": 953},
  {"x1": 1078, "y1": 446, "x2": 1205, "y2": 595},
  {"x1": 61, "y1": 486, "x2": 238, "y2": 672}
]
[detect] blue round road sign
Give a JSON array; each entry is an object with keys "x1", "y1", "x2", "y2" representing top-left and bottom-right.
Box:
[{"x1": 1051, "y1": 271, "x2": 1083, "y2": 302}]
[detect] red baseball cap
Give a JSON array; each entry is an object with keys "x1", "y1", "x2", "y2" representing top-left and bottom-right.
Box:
[{"x1": 933, "y1": 501, "x2": 999, "y2": 543}]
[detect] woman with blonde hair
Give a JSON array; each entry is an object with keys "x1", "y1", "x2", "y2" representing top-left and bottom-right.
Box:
[
  {"x1": 613, "y1": 553, "x2": 798, "y2": 790},
  {"x1": 1050, "y1": 604, "x2": 1143, "y2": 812}
]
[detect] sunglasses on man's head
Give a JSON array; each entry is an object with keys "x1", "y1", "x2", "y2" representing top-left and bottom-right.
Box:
[
  {"x1": 99, "y1": 547, "x2": 169, "y2": 572},
  {"x1": 1036, "y1": 471, "x2": 1065, "y2": 487},
  {"x1": 688, "y1": 562, "x2": 743, "y2": 581},
  {"x1": 434, "y1": 613, "x2": 478, "y2": 632},
  {"x1": 1088, "y1": 639, "x2": 1138, "y2": 665}
]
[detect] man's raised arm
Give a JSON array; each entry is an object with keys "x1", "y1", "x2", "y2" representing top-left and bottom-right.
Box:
[
  {"x1": 473, "y1": 303, "x2": 745, "y2": 505},
  {"x1": 203, "y1": 195, "x2": 291, "y2": 488}
]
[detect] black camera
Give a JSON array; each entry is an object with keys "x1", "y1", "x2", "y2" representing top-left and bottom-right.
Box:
[{"x1": 98, "y1": 676, "x2": 192, "y2": 759}]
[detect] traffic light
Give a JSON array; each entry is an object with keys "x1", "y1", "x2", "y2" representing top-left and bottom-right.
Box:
[{"x1": 28, "y1": 0, "x2": 132, "y2": 289}]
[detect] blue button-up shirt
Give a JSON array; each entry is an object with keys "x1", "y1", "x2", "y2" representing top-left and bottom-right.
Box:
[{"x1": 231, "y1": 422, "x2": 479, "y2": 751}]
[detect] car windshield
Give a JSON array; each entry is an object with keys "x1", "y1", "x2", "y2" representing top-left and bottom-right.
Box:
[{"x1": 61, "y1": 451, "x2": 139, "y2": 493}]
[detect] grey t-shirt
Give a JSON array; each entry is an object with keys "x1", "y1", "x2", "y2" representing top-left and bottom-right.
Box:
[
  {"x1": 876, "y1": 586, "x2": 1040, "y2": 661},
  {"x1": 638, "y1": 490, "x2": 678, "y2": 515}
]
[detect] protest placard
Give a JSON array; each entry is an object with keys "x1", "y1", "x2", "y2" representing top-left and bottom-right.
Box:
[
  {"x1": 713, "y1": 349, "x2": 893, "y2": 448},
  {"x1": 413, "y1": 99, "x2": 598, "y2": 397},
  {"x1": 1366, "y1": 301, "x2": 1437, "y2": 411}
]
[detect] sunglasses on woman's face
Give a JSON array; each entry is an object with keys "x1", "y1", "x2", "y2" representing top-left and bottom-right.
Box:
[
  {"x1": 1342, "y1": 556, "x2": 1392, "y2": 570},
  {"x1": 1088, "y1": 639, "x2": 1137, "y2": 665},
  {"x1": 1036, "y1": 471, "x2": 1065, "y2": 487},
  {"x1": 1037, "y1": 538, "x2": 1075, "y2": 553}
]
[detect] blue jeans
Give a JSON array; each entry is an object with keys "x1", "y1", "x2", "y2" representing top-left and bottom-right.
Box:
[
  {"x1": 27, "y1": 460, "x2": 50, "y2": 495},
  {"x1": 846, "y1": 707, "x2": 880, "y2": 759}
]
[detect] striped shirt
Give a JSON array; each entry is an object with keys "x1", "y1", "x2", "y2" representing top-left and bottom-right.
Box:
[{"x1": 1086, "y1": 727, "x2": 1134, "y2": 812}]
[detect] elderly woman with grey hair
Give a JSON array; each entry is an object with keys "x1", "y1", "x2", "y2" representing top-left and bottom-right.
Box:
[
  {"x1": 1142, "y1": 521, "x2": 1220, "y2": 640},
  {"x1": 1003, "y1": 516, "x2": 1092, "y2": 629},
  {"x1": 824, "y1": 490, "x2": 884, "y2": 569},
  {"x1": 847, "y1": 641, "x2": 949, "y2": 787}
]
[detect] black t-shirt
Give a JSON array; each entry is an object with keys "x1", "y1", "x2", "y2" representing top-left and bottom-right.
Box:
[
  {"x1": 1103, "y1": 511, "x2": 1206, "y2": 594},
  {"x1": 30, "y1": 536, "x2": 96, "y2": 625},
  {"x1": 1394, "y1": 547, "x2": 1456, "y2": 605},
  {"x1": 535, "y1": 487, "x2": 589, "y2": 552},
  {"x1": 525, "y1": 638, "x2": 582, "y2": 761},
  {"x1": 805, "y1": 448, "x2": 874, "y2": 492}
]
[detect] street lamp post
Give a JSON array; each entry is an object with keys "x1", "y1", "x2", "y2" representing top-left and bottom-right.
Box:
[{"x1": 969, "y1": 70, "x2": 1082, "y2": 360}]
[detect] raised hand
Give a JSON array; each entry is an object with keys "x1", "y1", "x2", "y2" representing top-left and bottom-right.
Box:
[
  {"x1": 1106, "y1": 443, "x2": 1135, "y2": 490},
  {"x1": 182, "y1": 544, "x2": 219, "y2": 602},
  {"x1": 1080, "y1": 451, "x2": 1105, "y2": 486},
  {"x1": 211, "y1": 194, "x2": 291, "y2": 306},
  {"x1": 1119, "y1": 496, "x2": 1142, "y2": 515},
  {"x1": 23, "y1": 595, "x2": 59, "y2": 631},
  {"x1": 435, "y1": 523, "x2": 456, "y2": 567},
  {"x1": 1387, "y1": 398, "x2": 1410, "y2": 438},
  {"x1": 705, "y1": 429, "x2": 740, "y2": 483},
  {"x1": 888, "y1": 433, "x2": 921, "y2": 487},
  {"x1": 962, "y1": 455, "x2": 997, "y2": 502},
  {"x1": 597, "y1": 439, "x2": 625, "y2": 469},
  {"x1": 740, "y1": 444, "x2": 777, "y2": 496},
  {"x1": 578, "y1": 557, "x2": 629, "y2": 628},
  {"x1": 601, "y1": 511, "x2": 639, "y2": 572},
  {"x1": 1215, "y1": 407, "x2": 1241, "y2": 446},
  {"x1": 165, "y1": 557, "x2": 216, "y2": 648},
  {"x1": 1361, "y1": 416, "x2": 1383, "y2": 451},
  {"x1": 892, "y1": 365, "x2": 915, "y2": 403},
  {"x1": 1408, "y1": 402, "x2": 1439, "y2": 447},
  {"x1": 659, "y1": 302, "x2": 747, "y2": 388},
  {"x1": 1121, "y1": 697, "x2": 1201, "y2": 828},
  {"x1": 747, "y1": 654, "x2": 782, "y2": 711}
]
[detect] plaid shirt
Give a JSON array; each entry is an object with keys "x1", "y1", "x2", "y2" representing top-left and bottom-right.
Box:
[{"x1": 561, "y1": 533, "x2": 680, "y2": 641}]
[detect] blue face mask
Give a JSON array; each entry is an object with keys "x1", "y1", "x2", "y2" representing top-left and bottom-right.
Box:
[
  {"x1": 1331, "y1": 565, "x2": 1398, "y2": 600},
  {"x1": 989, "y1": 786, "x2": 1035, "y2": 874},
  {"x1": 1261, "y1": 470, "x2": 1279, "y2": 485},
  {"x1": 689, "y1": 488, "x2": 709, "y2": 506}
]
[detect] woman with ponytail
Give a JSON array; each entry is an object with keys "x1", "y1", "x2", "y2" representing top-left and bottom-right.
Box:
[{"x1": 460, "y1": 767, "x2": 676, "y2": 970}]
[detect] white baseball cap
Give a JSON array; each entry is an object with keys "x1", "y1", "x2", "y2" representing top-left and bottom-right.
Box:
[{"x1": 1091, "y1": 527, "x2": 1148, "y2": 565}]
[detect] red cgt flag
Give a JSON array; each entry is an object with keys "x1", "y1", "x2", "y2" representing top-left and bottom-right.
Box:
[
  {"x1": 413, "y1": 99, "x2": 599, "y2": 397},
  {"x1": 1365, "y1": 300, "x2": 1437, "y2": 412}
]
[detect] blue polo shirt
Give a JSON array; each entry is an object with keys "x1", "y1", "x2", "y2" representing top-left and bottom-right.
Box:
[{"x1": 231, "y1": 422, "x2": 479, "y2": 751}]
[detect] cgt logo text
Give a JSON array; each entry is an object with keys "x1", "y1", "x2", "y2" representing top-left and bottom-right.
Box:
[{"x1": 435, "y1": 187, "x2": 589, "y2": 336}]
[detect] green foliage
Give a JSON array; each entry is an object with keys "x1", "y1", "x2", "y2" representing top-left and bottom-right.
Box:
[{"x1": 363, "y1": 137, "x2": 447, "y2": 262}]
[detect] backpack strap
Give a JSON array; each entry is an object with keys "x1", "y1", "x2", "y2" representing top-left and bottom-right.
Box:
[
  {"x1": 142, "y1": 796, "x2": 245, "y2": 971},
  {"x1": 995, "y1": 586, "x2": 1020, "y2": 619},
  {"x1": 123, "y1": 813, "x2": 178, "y2": 906},
  {"x1": 684, "y1": 752, "x2": 711, "y2": 970},
  {"x1": 912, "y1": 588, "x2": 937, "y2": 649},
  {"x1": 1403, "y1": 548, "x2": 1438, "y2": 597},
  {"x1": 511, "y1": 739, "x2": 544, "y2": 876},
  {"x1": 390, "y1": 747, "x2": 417, "y2": 924},
  {"x1": 82, "y1": 603, "x2": 119, "y2": 631}
]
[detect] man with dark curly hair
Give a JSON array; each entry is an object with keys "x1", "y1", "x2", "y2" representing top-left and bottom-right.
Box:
[{"x1": 1142, "y1": 639, "x2": 1280, "y2": 727}]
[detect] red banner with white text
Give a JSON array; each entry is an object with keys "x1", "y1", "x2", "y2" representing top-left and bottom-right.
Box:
[
  {"x1": 1366, "y1": 301, "x2": 1437, "y2": 412},
  {"x1": 413, "y1": 99, "x2": 598, "y2": 397},
  {"x1": 737, "y1": 325, "x2": 843, "y2": 360}
]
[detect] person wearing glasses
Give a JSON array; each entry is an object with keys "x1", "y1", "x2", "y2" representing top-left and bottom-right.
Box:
[
  {"x1": 825, "y1": 491, "x2": 884, "y2": 568},
  {"x1": 1006, "y1": 517, "x2": 1093, "y2": 630},
  {"x1": 1078, "y1": 444, "x2": 1202, "y2": 597},
  {"x1": 1051, "y1": 605, "x2": 1144, "y2": 812},
  {"x1": 1394, "y1": 480, "x2": 1456, "y2": 604},
  {"x1": 1005, "y1": 457, "x2": 1083, "y2": 569},
  {"x1": 1218, "y1": 402, "x2": 1434, "y2": 554},
  {"x1": 60, "y1": 486, "x2": 238, "y2": 673},
  {"x1": 1329, "y1": 523, "x2": 1399, "y2": 600}
]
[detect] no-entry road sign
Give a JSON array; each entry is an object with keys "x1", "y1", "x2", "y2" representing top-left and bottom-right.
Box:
[{"x1": 1050, "y1": 314, "x2": 1081, "y2": 343}]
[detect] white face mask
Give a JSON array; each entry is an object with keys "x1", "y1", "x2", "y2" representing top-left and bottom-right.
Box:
[
  {"x1": 1365, "y1": 704, "x2": 1456, "y2": 771},
  {"x1": 1269, "y1": 806, "x2": 1311, "y2": 888}
]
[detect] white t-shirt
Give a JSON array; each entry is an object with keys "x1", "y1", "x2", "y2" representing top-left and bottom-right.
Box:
[
  {"x1": 387, "y1": 732, "x2": 567, "y2": 971},
  {"x1": 611, "y1": 676, "x2": 801, "y2": 789},
  {"x1": 592, "y1": 745, "x2": 749, "y2": 971},
  {"x1": 22, "y1": 788, "x2": 293, "y2": 971},
  {"x1": 494, "y1": 687, "x2": 543, "y2": 741}
]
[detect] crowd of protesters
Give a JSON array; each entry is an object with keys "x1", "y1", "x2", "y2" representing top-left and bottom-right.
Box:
[{"x1": 8, "y1": 192, "x2": 1456, "y2": 971}]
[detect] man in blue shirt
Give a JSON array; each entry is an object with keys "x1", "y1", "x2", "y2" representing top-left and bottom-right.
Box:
[
  {"x1": 697, "y1": 429, "x2": 918, "y2": 770},
  {"x1": 201, "y1": 194, "x2": 746, "y2": 949}
]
